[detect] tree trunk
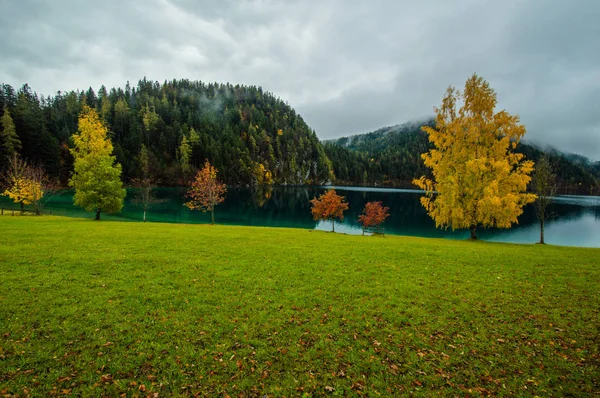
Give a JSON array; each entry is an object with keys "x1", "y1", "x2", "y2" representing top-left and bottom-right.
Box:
[
  {"x1": 143, "y1": 210, "x2": 147, "y2": 222},
  {"x1": 95, "y1": 208, "x2": 101, "y2": 220},
  {"x1": 211, "y1": 209, "x2": 215, "y2": 225},
  {"x1": 332, "y1": 219, "x2": 335, "y2": 232},
  {"x1": 540, "y1": 218, "x2": 545, "y2": 244},
  {"x1": 20, "y1": 201, "x2": 24, "y2": 215},
  {"x1": 470, "y1": 225, "x2": 477, "y2": 240}
]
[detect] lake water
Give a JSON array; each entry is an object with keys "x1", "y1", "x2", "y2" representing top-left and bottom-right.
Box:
[{"x1": 1, "y1": 186, "x2": 599, "y2": 248}]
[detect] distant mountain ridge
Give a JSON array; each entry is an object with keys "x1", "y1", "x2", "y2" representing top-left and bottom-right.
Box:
[
  {"x1": 325, "y1": 120, "x2": 431, "y2": 150},
  {"x1": 324, "y1": 120, "x2": 600, "y2": 194}
]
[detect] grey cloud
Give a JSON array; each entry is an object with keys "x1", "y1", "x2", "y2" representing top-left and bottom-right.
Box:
[{"x1": 0, "y1": 0, "x2": 598, "y2": 159}]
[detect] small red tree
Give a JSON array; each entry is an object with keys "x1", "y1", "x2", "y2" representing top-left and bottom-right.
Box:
[
  {"x1": 358, "y1": 201, "x2": 390, "y2": 235},
  {"x1": 184, "y1": 160, "x2": 227, "y2": 224},
  {"x1": 310, "y1": 189, "x2": 349, "y2": 232}
]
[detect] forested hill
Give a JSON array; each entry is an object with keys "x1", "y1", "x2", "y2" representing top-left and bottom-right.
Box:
[
  {"x1": 324, "y1": 121, "x2": 600, "y2": 194},
  {"x1": 0, "y1": 79, "x2": 332, "y2": 186},
  {"x1": 1, "y1": 79, "x2": 598, "y2": 194}
]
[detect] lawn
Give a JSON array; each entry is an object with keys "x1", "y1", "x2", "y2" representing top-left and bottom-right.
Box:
[{"x1": 0, "y1": 216, "x2": 598, "y2": 396}]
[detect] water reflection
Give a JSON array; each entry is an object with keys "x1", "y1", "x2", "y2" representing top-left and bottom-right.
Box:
[{"x1": 2, "y1": 186, "x2": 598, "y2": 248}]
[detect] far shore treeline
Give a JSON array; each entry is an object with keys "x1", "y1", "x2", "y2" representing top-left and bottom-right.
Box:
[{"x1": 0, "y1": 78, "x2": 599, "y2": 194}]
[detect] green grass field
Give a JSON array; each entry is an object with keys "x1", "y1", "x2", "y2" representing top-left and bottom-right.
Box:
[{"x1": 0, "y1": 216, "x2": 598, "y2": 396}]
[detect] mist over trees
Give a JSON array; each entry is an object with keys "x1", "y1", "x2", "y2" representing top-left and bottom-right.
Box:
[
  {"x1": 0, "y1": 79, "x2": 332, "y2": 187},
  {"x1": 0, "y1": 78, "x2": 598, "y2": 194},
  {"x1": 325, "y1": 122, "x2": 600, "y2": 194}
]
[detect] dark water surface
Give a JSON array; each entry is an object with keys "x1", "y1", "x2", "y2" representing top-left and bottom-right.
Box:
[{"x1": 1, "y1": 186, "x2": 599, "y2": 248}]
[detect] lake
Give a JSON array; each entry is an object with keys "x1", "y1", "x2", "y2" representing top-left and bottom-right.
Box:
[{"x1": 1, "y1": 186, "x2": 599, "y2": 248}]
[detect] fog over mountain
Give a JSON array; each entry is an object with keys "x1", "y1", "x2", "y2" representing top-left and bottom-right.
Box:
[{"x1": 1, "y1": 0, "x2": 599, "y2": 159}]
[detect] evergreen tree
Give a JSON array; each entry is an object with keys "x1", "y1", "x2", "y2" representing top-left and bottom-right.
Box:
[{"x1": 0, "y1": 109, "x2": 22, "y2": 165}]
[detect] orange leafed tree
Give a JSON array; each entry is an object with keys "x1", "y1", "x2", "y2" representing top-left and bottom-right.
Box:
[
  {"x1": 310, "y1": 189, "x2": 349, "y2": 232},
  {"x1": 184, "y1": 160, "x2": 227, "y2": 224},
  {"x1": 358, "y1": 201, "x2": 390, "y2": 234}
]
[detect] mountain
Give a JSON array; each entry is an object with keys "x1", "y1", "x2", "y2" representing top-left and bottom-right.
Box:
[
  {"x1": 325, "y1": 120, "x2": 600, "y2": 194},
  {"x1": 323, "y1": 121, "x2": 434, "y2": 187},
  {"x1": 1, "y1": 79, "x2": 598, "y2": 194},
  {"x1": 0, "y1": 79, "x2": 332, "y2": 186}
]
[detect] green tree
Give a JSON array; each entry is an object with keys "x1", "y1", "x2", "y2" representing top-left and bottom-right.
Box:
[
  {"x1": 178, "y1": 134, "x2": 193, "y2": 182},
  {"x1": 113, "y1": 97, "x2": 130, "y2": 143},
  {"x1": 98, "y1": 85, "x2": 112, "y2": 125},
  {"x1": 0, "y1": 110, "x2": 22, "y2": 167},
  {"x1": 69, "y1": 106, "x2": 126, "y2": 220}
]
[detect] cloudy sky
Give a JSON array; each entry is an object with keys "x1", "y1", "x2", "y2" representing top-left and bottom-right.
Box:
[{"x1": 1, "y1": 0, "x2": 599, "y2": 159}]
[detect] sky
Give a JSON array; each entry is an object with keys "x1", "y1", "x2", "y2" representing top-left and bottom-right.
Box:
[{"x1": 1, "y1": 0, "x2": 599, "y2": 160}]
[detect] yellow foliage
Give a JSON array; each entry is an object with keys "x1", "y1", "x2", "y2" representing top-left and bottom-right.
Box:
[
  {"x1": 71, "y1": 106, "x2": 114, "y2": 159},
  {"x1": 413, "y1": 74, "x2": 536, "y2": 238},
  {"x1": 264, "y1": 170, "x2": 273, "y2": 184},
  {"x1": 3, "y1": 177, "x2": 43, "y2": 206},
  {"x1": 253, "y1": 163, "x2": 273, "y2": 185},
  {"x1": 277, "y1": 129, "x2": 283, "y2": 136}
]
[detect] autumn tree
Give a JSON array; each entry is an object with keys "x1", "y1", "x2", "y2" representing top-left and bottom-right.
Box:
[
  {"x1": 310, "y1": 189, "x2": 349, "y2": 232},
  {"x1": 531, "y1": 155, "x2": 556, "y2": 244},
  {"x1": 69, "y1": 106, "x2": 126, "y2": 220},
  {"x1": 413, "y1": 74, "x2": 536, "y2": 240},
  {"x1": 358, "y1": 201, "x2": 390, "y2": 235},
  {"x1": 253, "y1": 163, "x2": 273, "y2": 185},
  {"x1": 24, "y1": 163, "x2": 58, "y2": 215},
  {"x1": 3, "y1": 178, "x2": 42, "y2": 214},
  {"x1": 1, "y1": 155, "x2": 56, "y2": 214},
  {"x1": 184, "y1": 160, "x2": 227, "y2": 224},
  {"x1": 1, "y1": 155, "x2": 35, "y2": 213}
]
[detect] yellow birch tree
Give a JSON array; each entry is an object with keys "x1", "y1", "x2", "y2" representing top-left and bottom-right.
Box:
[{"x1": 413, "y1": 74, "x2": 536, "y2": 239}]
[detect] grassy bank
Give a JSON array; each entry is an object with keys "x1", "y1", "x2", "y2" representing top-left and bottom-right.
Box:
[{"x1": 0, "y1": 216, "x2": 598, "y2": 396}]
